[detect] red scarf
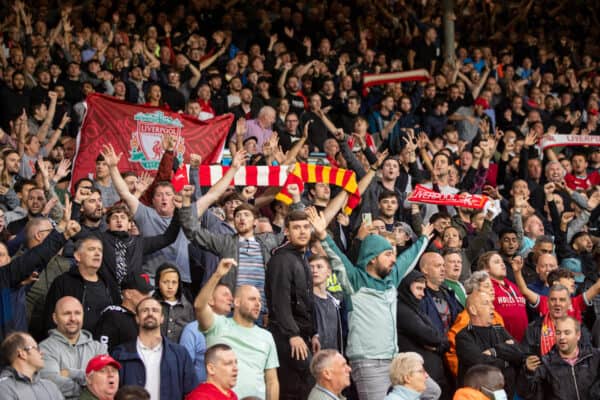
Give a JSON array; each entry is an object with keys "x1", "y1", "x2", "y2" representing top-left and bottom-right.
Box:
[{"x1": 540, "y1": 313, "x2": 556, "y2": 356}]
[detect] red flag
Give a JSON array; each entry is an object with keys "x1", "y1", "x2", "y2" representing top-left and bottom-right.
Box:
[{"x1": 71, "y1": 93, "x2": 233, "y2": 188}]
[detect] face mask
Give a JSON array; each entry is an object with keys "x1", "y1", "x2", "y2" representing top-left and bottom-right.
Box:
[{"x1": 482, "y1": 387, "x2": 508, "y2": 400}]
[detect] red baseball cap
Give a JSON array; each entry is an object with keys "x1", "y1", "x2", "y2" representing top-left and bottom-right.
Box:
[
  {"x1": 474, "y1": 97, "x2": 489, "y2": 109},
  {"x1": 86, "y1": 354, "x2": 122, "y2": 375}
]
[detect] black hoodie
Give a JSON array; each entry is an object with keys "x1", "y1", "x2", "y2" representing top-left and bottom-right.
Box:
[{"x1": 397, "y1": 270, "x2": 450, "y2": 393}]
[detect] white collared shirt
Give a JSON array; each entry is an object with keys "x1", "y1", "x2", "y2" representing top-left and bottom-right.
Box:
[{"x1": 137, "y1": 338, "x2": 163, "y2": 400}]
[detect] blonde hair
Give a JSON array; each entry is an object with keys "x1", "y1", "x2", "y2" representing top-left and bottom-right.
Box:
[{"x1": 389, "y1": 352, "x2": 424, "y2": 385}]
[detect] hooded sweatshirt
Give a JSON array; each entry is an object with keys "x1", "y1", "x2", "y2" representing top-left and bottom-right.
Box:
[
  {"x1": 39, "y1": 329, "x2": 107, "y2": 399},
  {"x1": 154, "y1": 264, "x2": 195, "y2": 343},
  {"x1": 321, "y1": 233, "x2": 429, "y2": 361},
  {"x1": 0, "y1": 367, "x2": 63, "y2": 400}
]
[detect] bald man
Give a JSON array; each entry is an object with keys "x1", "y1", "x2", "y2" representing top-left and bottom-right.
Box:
[
  {"x1": 528, "y1": 253, "x2": 559, "y2": 295},
  {"x1": 195, "y1": 258, "x2": 279, "y2": 400},
  {"x1": 39, "y1": 296, "x2": 107, "y2": 399},
  {"x1": 418, "y1": 252, "x2": 462, "y2": 396}
]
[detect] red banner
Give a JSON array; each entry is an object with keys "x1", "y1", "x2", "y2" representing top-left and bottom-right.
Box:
[
  {"x1": 71, "y1": 93, "x2": 233, "y2": 187},
  {"x1": 408, "y1": 184, "x2": 489, "y2": 209}
]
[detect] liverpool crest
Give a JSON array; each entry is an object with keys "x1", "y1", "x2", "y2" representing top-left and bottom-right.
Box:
[{"x1": 129, "y1": 111, "x2": 185, "y2": 169}]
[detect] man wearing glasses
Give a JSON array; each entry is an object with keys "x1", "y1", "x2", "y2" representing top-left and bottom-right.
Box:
[{"x1": 0, "y1": 331, "x2": 63, "y2": 399}]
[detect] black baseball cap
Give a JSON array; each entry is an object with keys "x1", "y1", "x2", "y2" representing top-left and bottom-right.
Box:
[{"x1": 121, "y1": 273, "x2": 153, "y2": 293}]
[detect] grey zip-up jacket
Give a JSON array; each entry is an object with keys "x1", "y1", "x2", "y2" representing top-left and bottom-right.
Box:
[
  {"x1": 39, "y1": 329, "x2": 107, "y2": 399},
  {"x1": 0, "y1": 367, "x2": 63, "y2": 400},
  {"x1": 178, "y1": 205, "x2": 284, "y2": 292}
]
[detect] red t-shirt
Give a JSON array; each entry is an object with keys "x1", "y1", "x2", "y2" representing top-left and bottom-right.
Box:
[
  {"x1": 535, "y1": 294, "x2": 587, "y2": 322},
  {"x1": 565, "y1": 171, "x2": 600, "y2": 190},
  {"x1": 492, "y1": 279, "x2": 528, "y2": 342},
  {"x1": 186, "y1": 383, "x2": 238, "y2": 400}
]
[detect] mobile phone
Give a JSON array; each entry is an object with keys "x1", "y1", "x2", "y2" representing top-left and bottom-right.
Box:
[{"x1": 362, "y1": 213, "x2": 372, "y2": 225}]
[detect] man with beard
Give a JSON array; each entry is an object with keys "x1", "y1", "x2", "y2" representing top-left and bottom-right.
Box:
[
  {"x1": 194, "y1": 258, "x2": 279, "y2": 399},
  {"x1": 111, "y1": 297, "x2": 197, "y2": 400},
  {"x1": 178, "y1": 185, "x2": 284, "y2": 320},
  {"x1": 308, "y1": 207, "x2": 433, "y2": 400},
  {"x1": 522, "y1": 316, "x2": 600, "y2": 400},
  {"x1": 7, "y1": 187, "x2": 48, "y2": 235},
  {"x1": 39, "y1": 297, "x2": 106, "y2": 399}
]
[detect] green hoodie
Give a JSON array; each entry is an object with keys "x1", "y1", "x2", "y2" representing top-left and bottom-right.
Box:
[{"x1": 321, "y1": 234, "x2": 428, "y2": 361}]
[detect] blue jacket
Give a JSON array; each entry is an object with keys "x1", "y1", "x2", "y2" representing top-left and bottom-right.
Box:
[
  {"x1": 111, "y1": 337, "x2": 198, "y2": 400},
  {"x1": 420, "y1": 286, "x2": 462, "y2": 336}
]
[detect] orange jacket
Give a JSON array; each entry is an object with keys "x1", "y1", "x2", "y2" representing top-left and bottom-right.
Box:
[
  {"x1": 453, "y1": 387, "x2": 489, "y2": 400},
  {"x1": 445, "y1": 309, "x2": 504, "y2": 377}
]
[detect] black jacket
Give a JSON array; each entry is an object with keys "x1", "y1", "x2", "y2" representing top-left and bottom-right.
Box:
[
  {"x1": 0, "y1": 230, "x2": 67, "y2": 341},
  {"x1": 523, "y1": 317, "x2": 592, "y2": 356},
  {"x1": 520, "y1": 345, "x2": 600, "y2": 400},
  {"x1": 456, "y1": 323, "x2": 524, "y2": 398},
  {"x1": 44, "y1": 266, "x2": 121, "y2": 334},
  {"x1": 266, "y1": 243, "x2": 315, "y2": 339},
  {"x1": 93, "y1": 305, "x2": 138, "y2": 352},
  {"x1": 397, "y1": 271, "x2": 449, "y2": 391},
  {"x1": 100, "y1": 210, "x2": 180, "y2": 289}
]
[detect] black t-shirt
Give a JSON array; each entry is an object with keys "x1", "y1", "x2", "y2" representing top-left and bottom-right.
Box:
[
  {"x1": 412, "y1": 38, "x2": 439, "y2": 70},
  {"x1": 83, "y1": 279, "x2": 113, "y2": 332}
]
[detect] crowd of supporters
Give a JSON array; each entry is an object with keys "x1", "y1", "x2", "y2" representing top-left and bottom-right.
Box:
[{"x1": 0, "y1": 0, "x2": 599, "y2": 399}]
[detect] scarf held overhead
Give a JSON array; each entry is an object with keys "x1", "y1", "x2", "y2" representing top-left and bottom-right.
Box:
[
  {"x1": 408, "y1": 184, "x2": 489, "y2": 209},
  {"x1": 540, "y1": 134, "x2": 600, "y2": 149},
  {"x1": 174, "y1": 163, "x2": 360, "y2": 215},
  {"x1": 362, "y1": 69, "x2": 431, "y2": 96},
  {"x1": 276, "y1": 163, "x2": 360, "y2": 215}
]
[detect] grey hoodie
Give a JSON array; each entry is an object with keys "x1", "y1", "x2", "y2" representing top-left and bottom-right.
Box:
[
  {"x1": 0, "y1": 367, "x2": 63, "y2": 400},
  {"x1": 39, "y1": 329, "x2": 107, "y2": 399}
]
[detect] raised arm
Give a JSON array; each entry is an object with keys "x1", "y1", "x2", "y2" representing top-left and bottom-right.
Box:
[
  {"x1": 36, "y1": 91, "x2": 58, "y2": 143},
  {"x1": 101, "y1": 144, "x2": 140, "y2": 214},
  {"x1": 511, "y1": 256, "x2": 539, "y2": 305},
  {"x1": 194, "y1": 258, "x2": 236, "y2": 331},
  {"x1": 195, "y1": 150, "x2": 248, "y2": 216}
]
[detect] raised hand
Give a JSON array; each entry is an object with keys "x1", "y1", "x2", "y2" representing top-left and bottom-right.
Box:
[
  {"x1": 374, "y1": 149, "x2": 390, "y2": 169},
  {"x1": 216, "y1": 258, "x2": 237, "y2": 278},
  {"x1": 302, "y1": 120, "x2": 312, "y2": 139},
  {"x1": 42, "y1": 197, "x2": 58, "y2": 217},
  {"x1": 524, "y1": 129, "x2": 538, "y2": 148},
  {"x1": 235, "y1": 117, "x2": 246, "y2": 136},
  {"x1": 231, "y1": 149, "x2": 248, "y2": 169},
  {"x1": 242, "y1": 185, "x2": 257, "y2": 200},
  {"x1": 100, "y1": 144, "x2": 122, "y2": 168},
  {"x1": 54, "y1": 159, "x2": 72, "y2": 181},
  {"x1": 544, "y1": 182, "x2": 555, "y2": 199},
  {"x1": 64, "y1": 220, "x2": 81, "y2": 239},
  {"x1": 511, "y1": 255, "x2": 523, "y2": 273},
  {"x1": 421, "y1": 223, "x2": 435, "y2": 239},
  {"x1": 189, "y1": 153, "x2": 202, "y2": 168},
  {"x1": 135, "y1": 172, "x2": 153, "y2": 195},
  {"x1": 306, "y1": 206, "x2": 327, "y2": 240}
]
